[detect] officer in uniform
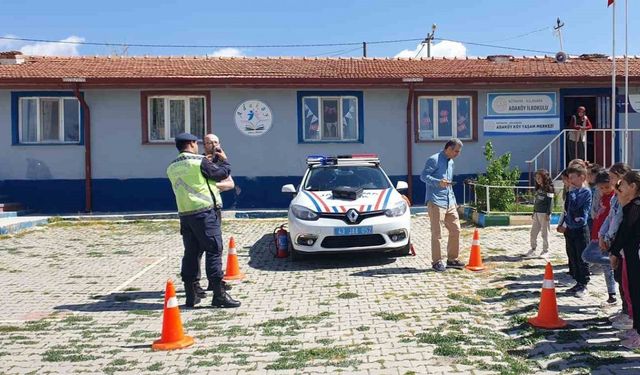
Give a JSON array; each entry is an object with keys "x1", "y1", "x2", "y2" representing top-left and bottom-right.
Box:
[{"x1": 166, "y1": 133, "x2": 240, "y2": 308}]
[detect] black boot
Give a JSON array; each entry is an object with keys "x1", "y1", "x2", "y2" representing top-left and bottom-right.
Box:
[
  {"x1": 207, "y1": 279, "x2": 232, "y2": 291},
  {"x1": 194, "y1": 280, "x2": 207, "y2": 298},
  {"x1": 184, "y1": 282, "x2": 201, "y2": 308},
  {"x1": 210, "y1": 278, "x2": 240, "y2": 308}
]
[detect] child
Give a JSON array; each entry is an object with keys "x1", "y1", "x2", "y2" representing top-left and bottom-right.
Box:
[
  {"x1": 587, "y1": 163, "x2": 603, "y2": 231},
  {"x1": 525, "y1": 169, "x2": 554, "y2": 258},
  {"x1": 581, "y1": 171, "x2": 616, "y2": 303},
  {"x1": 564, "y1": 165, "x2": 592, "y2": 298}
]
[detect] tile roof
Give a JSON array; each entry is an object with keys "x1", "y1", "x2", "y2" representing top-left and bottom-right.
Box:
[{"x1": 1, "y1": 55, "x2": 639, "y2": 86}]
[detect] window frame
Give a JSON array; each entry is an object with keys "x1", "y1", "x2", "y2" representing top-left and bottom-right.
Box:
[
  {"x1": 11, "y1": 91, "x2": 84, "y2": 146},
  {"x1": 297, "y1": 91, "x2": 364, "y2": 144},
  {"x1": 413, "y1": 91, "x2": 478, "y2": 143},
  {"x1": 140, "y1": 90, "x2": 211, "y2": 144}
]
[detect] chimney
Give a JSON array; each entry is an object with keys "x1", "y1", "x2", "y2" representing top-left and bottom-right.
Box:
[{"x1": 0, "y1": 51, "x2": 25, "y2": 65}]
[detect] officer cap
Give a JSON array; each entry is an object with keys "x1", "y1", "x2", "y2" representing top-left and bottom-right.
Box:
[{"x1": 175, "y1": 133, "x2": 198, "y2": 143}]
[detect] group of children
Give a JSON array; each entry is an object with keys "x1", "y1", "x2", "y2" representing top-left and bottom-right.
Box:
[{"x1": 527, "y1": 160, "x2": 640, "y2": 349}]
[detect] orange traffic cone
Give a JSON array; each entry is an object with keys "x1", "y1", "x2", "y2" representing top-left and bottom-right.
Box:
[
  {"x1": 223, "y1": 237, "x2": 245, "y2": 281},
  {"x1": 465, "y1": 228, "x2": 485, "y2": 271},
  {"x1": 528, "y1": 262, "x2": 567, "y2": 329},
  {"x1": 152, "y1": 279, "x2": 194, "y2": 351}
]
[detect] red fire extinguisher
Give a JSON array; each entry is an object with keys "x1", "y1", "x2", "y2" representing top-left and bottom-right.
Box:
[{"x1": 273, "y1": 224, "x2": 289, "y2": 258}]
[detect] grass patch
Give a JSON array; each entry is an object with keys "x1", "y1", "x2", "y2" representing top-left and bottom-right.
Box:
[
  {"x1": 477, "y1": 287, "x2": 504, "y2": 298},
  {"x1": 103, "y1": 358, "x2": 139, "y2": 375},
  {"x1": 62, "y1": 315, "x2": 93, "y2": 324},
  {"x1": 337, "y1": 292, "x2": 359, "y2": 299},
  {"x1": 223, "y1": 325, "x2": 252, "y2": 337},
  {"x1": 147, "y1": 362, "x2": 163, "y2": 371},
  {"x1": 555, "y1": 329, "x2": 582, "y2": 344},
  {"x1": 355, "y1": 325, "x2": 370, "y2": 332},
  {"x1": 447, "y1": 293, "x2": 480, "y2": 305},
  {"x1": 42, "y1": 347, "x2": 98, "y2": 362},
  {"x1": 261, "y1": 340, "x2": 302, "y2": 352},
  {"x1": 374, "y1": 312, "x2": 410, "y2": 321},
  {"x1": 272, "y1": 307, "x2": 285, "y2": 312},
  {"x1": 257, "y1": 312, "x2": 334, "y2": 336},
  {"x1": 446, "y1": 305, "x2": 473, "y2": 313},
  {"x1": 265, "y1": 344, "x2": 368, "y2": 370},
  {"x1": 434, "y1": 343, "x2": 465, "y2": 356}
]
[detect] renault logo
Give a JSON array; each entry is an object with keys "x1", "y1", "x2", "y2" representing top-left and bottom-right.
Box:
[{"x1": 346, "y1": 209, "x2": 359, "y2": 223}]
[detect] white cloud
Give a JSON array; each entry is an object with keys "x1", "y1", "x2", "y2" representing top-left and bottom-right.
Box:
[
  {"x1": 0, "y1": 34, "x2": 21, "y2": 50},
  {"x1": 208, "y1": 48, "x2": 244, "y2": 57},
  {"x1": 19, "y1": 36, "x2": 84, "y2": 56},
  {"x1": 395, "y1": 40, "x2": 466, "y2": 58}
]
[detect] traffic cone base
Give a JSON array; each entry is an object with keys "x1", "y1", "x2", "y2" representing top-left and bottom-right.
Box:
[
  {"x1": 528, "y1": 262, "x2": 567, "y2": 329},
  {"x1": 152, "y1": 335, "x2": 194, "y2": 351},
  {"x1": 465, "y1": 229, "x2": 485, "y2": 271},
  {"x1": 152, "y1": 279, "x2": 195, "y2": 351},
  {"x1": 224, "y1": 237, "x2": 245, "y2": 280},
  {"x1": 527, "y1": 316, "x2": 566, "y2": 329}
]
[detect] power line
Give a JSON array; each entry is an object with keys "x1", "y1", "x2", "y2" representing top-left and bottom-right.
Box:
[
  {"x1": 0, "y1": 35, "x2": 421, "y2": 49},
  {"x1": 481, "y1": 26, "x2": 551, "y2": 43},
  {"x1": 0, "y1": 34, "x2": 563, "y2": 55},
  {"x1": 435, "y1": 37, "x2": 560, "y2": 55}
]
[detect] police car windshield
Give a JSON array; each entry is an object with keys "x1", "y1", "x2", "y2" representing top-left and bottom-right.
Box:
[{"x1": 304, "y1": 166, "x2": 391, "y2": 191}]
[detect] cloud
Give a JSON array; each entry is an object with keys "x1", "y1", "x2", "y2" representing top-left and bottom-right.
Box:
[
  {"x1": 208, "y1": 48, "x2": 244, "y2": 57},
  {"x1": 1, "y1": 34, "x2": 84, "y2": 56},
  {"x1": 18, "y1": 36, "x2": 84, "y2": 56},
  {"x1": 395, "y1": 40, "x2": 466, "y2": 58}
]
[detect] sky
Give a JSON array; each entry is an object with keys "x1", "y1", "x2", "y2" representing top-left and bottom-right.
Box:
[{"x1": 1, "y1": 0, "x2": 638, "y2": 58}]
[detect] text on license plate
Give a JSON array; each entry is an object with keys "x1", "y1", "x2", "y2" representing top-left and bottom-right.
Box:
[{"x1": 333, "y1": 226, "x2": 373, "y2": 236}]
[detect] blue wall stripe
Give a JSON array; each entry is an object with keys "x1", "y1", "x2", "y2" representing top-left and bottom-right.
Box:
[{"x1": 0, "y1": 172, "x2": 500, "y2": 213}]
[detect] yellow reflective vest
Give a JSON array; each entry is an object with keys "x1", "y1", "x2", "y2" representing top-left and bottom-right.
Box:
[{"x1": 167, "y1": 153, "x2": 217, "y2": 215}]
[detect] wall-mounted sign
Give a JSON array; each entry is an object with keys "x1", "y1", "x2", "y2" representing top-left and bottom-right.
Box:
[
  {"x1": 484, "y1": 117, "x2": 560, "y2": 135},
  {"x1": 234, "y1": 99, "x2": 273, "y2": 136},
  {"x1": 487, "y1": 92, "x2": 557, "y2": 117}
]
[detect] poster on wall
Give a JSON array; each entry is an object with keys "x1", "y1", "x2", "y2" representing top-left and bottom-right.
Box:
[
  {"x1": 484, "y1": 92, "x2": 559, "y2": 135},
  {"x1": 234, "y1": 99, "x2": 273, "y2": 136}
]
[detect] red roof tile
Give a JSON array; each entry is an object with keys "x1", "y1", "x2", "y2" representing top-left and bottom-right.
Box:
[{"x1": 0, "y1": 55, "x2": 639, "y2": 86}]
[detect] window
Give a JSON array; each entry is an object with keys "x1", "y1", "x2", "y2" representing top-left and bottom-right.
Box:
[
  {"x1": 17, "y1": 96, "x2": 80, "y2": 144},
  {"x1": 141, "y1": 91, "x2": 210, "y2": 143},
  {"x1": 416, "y1": 93, "x2": 475, "y2": 141},
  {"x1": 147, "y1": 96, "x2": 206, "y2": 142},
  {"x1": 298, "y1": 91, "x2": 363, "y2": 143}
]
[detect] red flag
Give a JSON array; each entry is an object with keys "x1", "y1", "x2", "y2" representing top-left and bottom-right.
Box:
[{"x1": 608, "y1": 0, "x2": 614, "y2": 6}]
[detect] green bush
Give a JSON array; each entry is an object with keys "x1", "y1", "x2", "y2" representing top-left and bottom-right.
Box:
[{"x1": 474, "y1": 141, "x2": 520, "y2": 212}]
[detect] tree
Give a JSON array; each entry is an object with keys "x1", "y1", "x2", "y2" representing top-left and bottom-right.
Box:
[{"x1": 475, "y1": 141, "x2": 520, "y2": 212}]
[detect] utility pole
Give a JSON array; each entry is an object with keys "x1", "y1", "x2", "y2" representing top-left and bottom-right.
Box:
[
  {"x1": 362, "y1": 42, "x2": 367, "y2": 57},
  {"x1": 554, "y1": 18, "x2": 565, "y2": 51},
  {"x1": 425, "y1": 24, "x2": 437, "y2": 58}
]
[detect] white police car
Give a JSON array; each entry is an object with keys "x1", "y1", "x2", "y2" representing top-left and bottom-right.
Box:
[{"x1": 281, "y1": 154, "x2": 411, "y2": 258}]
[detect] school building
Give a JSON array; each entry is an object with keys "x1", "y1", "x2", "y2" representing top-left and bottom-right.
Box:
[{"x1": 1, "y1": 51, "x2": 639, "y2": 213}]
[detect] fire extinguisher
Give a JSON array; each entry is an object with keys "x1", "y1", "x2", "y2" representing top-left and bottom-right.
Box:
[{"x1": 273, "y1": 224, "x2": 289, "y2": 258}]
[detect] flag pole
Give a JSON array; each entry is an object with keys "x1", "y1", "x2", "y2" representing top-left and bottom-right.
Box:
[
  {"x1": 624, "y1": 0, "x2": 629, "y2": 164},
  {"x1": 611, "y1": 0, "x2": 617, "y2": 165}
]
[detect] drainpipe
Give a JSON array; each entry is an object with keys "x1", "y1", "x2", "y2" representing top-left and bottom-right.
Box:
[
  {"x1": 73, "y1": 83, "x2": 92, "y2": 212},
  {"x1": 405, "y1": 84, "x2": 415, "y2": 201}
]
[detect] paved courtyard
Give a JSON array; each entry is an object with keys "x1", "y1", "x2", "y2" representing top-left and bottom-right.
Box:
[{"x1": 0, "y1": 215, "x2": 639, "y2": 374}]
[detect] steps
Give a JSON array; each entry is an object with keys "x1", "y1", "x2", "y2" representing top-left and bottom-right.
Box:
[{"x1": 0, "y1": 216, "x2": 50, "y2": 235}]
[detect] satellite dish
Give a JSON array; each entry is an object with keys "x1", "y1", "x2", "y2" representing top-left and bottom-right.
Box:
[{"x1": 555, "y1": 51, "x2": 568, "y2": 63}]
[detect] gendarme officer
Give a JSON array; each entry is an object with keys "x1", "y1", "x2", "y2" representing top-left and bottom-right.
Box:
[{"x1": 166, "y1": 133, "x2": 240, "y2": 308}]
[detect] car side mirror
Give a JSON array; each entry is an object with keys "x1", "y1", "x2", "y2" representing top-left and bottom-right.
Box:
[
  {"x1": 396, "y1": 181, "x2": 408, "y2": 191},
  {"x1": 281, "y1": 184, "x2": 296, "y2": 193}
]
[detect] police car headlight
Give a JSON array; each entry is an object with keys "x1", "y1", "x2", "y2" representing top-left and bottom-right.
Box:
[
  {"x1": 291, "y1": 205, "x2": 319, "y2": 221},
  {"x1": 384, "y1": 201, "x2": 407, "y2": 217}
]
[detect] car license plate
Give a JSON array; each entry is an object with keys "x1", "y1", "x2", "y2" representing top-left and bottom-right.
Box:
[{"x1": 333, "y1": 226, "x2": 373, "y2": 236}]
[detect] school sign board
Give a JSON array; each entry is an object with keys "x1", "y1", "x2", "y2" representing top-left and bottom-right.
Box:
[{"x1": 484, "y1": 92, "x2": 560, "y2": 135}]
